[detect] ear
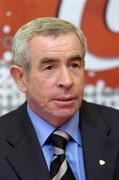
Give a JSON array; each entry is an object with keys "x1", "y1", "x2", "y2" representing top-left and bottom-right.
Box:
[{"x1": 10, "y1": 65, "x2": 27, "y2": 93}]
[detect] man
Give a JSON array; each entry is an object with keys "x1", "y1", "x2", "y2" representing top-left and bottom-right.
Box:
[{"x1": 0, "y1": 17, "x2": 119, "y2": 180}]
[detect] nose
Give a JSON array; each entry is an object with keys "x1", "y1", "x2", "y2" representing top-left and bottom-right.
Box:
[{"x1": 57, "y1": 67, "x2": 73, "y2": 89}]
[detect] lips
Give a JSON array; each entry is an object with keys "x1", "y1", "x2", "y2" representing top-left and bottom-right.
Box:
[{"x1": 53, "y1": 96, "x2": 76, "y2": 106}]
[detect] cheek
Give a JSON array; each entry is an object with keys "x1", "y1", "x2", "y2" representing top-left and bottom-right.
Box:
[
  {"x1": 75, "y1": 75, "x2": 84, "y2": 88},
  {"x1": 34, "y1": 78, "x2": 54, "y2": 99},
  {"x1": 74, "y1": 78, "x2": 84, "y2": 99}
]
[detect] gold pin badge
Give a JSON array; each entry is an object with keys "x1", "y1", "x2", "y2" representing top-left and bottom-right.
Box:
[{"x1": 99, "y1": 160, "x2": 106, "y2": 165}]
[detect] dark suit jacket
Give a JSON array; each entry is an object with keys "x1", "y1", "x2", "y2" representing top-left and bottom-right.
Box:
[{"x1": 0, "y1": 100, "x2": 119, "y2": 180}]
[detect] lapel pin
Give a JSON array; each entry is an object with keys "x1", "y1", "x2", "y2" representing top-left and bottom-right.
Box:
[{"x1": 99, "y1": 160, "x2": 106, "y2": 165}]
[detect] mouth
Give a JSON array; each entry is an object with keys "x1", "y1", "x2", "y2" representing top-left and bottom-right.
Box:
[{"x1": 53, "y1": 96, "x2": 76, "y2": 106}]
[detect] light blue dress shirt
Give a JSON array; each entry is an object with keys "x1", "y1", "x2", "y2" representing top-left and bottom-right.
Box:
[{"x1": 27, "y1": 106, "x2": 86, "y2": 180}]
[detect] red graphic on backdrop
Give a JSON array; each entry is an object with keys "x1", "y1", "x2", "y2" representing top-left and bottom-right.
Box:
[
  {"x1": 0, "y1": 0, "x2": 60, "y2": 61},
  {"x1": 81, "y1": 0, "x2": 119, "y2": 57},
  {"x1": 81, "y1": 0, "x2": 119, "y2": 88}
]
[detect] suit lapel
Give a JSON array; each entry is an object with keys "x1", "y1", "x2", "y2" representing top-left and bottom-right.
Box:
[
  {"x1": 5, "y1": 103, "x2": 50, "y2": 180},
  {"x1": 80, "y1": 101, "x2": 119, "y2": 180}
]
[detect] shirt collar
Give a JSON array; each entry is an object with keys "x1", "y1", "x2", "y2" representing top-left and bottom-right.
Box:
[
  {"x1": 27, "y1": 106, "x2": 82, "y2": 147},
  {"x1": 61, "y1": 110, "x2": 81, "y2": 146}
]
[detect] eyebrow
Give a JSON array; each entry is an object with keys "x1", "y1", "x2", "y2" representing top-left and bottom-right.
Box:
[
  {"x1": 69, "y1": 54, "x2": 83, "y2": 61},
  {"x1": 40, "y1": 57, "x2": 59, "y2": 64}
]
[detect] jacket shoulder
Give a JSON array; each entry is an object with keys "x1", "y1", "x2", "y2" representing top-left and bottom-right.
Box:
[
  {"x1": 0, "y1": 103, "x2": 27, "y2": 136},
  {"x1": 82, "y1": 100, "x2": 119, "y2": 137}
]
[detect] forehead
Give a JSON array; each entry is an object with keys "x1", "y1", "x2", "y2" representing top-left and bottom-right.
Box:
[{"x1": 28, "y1": 33, "x2": 83, "y2": 60}]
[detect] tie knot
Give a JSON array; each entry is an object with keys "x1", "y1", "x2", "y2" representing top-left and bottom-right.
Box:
[{"x1": 50, "y1": 130, "x2": 69, "y2": 151}]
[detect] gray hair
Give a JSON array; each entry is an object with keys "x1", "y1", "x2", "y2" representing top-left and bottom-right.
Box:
[{"x1": 12, "y1": 17, "x2": 87, "y2": 70}]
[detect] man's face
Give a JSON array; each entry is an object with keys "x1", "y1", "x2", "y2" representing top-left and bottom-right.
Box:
[{"x1": 23, "y1": 33, "x2": 85, "y2": 126}]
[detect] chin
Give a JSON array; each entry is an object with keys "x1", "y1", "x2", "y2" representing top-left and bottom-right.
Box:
[
  {"x1": 54, "y1": 109, "x2": 76, "y2": 120},
  {"x1": 52, "y1": 116, "x2": 72, "y2": 127}
]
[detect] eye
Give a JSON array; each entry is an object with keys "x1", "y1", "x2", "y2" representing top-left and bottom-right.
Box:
[
  {"x1": 45, "y1": 65, "x2": 54, "y2": 70},
  {"x1": 70, "y1": 62, "x2": 80, "y2": 69}
]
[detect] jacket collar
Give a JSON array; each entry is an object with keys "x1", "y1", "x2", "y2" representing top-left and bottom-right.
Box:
[{"x1": 6, "y1": 103, "x2": 50, "y2": 180}]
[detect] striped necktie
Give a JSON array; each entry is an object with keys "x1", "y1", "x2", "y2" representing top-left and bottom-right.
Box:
[{"x1": 50, "y1": 130, "x2": 76, "y2": 180}]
